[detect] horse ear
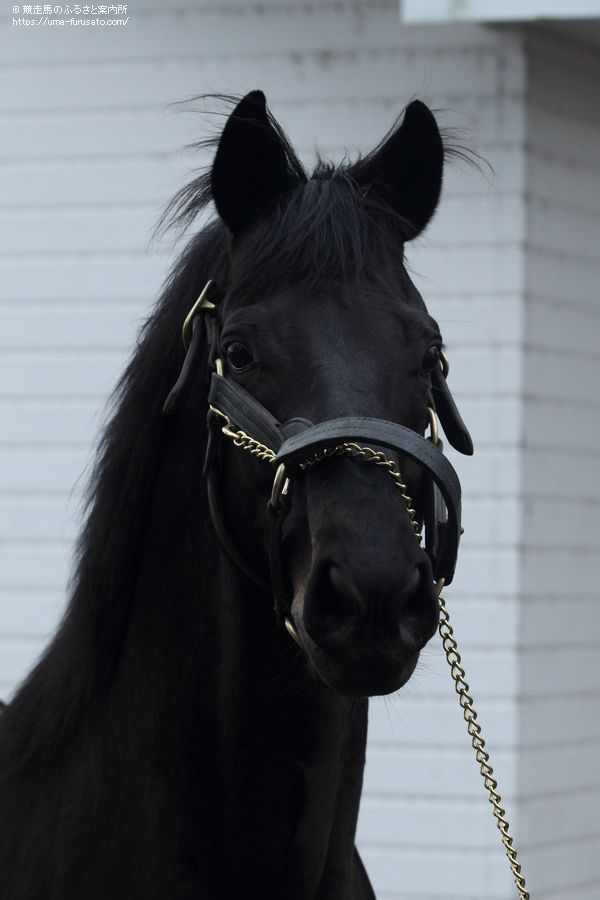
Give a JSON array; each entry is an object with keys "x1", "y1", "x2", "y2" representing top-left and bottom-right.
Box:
[
  {"x1": 353, "y1": 100, "x2": 444, "y2": 240},
  {"x1": 211, "y1": 91, "x2": 296, "y2": 236}
]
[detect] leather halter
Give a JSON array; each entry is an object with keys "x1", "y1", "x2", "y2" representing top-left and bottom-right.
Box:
[{"x1": 164, "y1": 281, "x2": 473, "y2": 632}]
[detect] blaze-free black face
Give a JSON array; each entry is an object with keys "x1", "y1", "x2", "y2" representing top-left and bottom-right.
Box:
[{"x1": 168, "y1": 92, "x2": 473, "y2": 697}]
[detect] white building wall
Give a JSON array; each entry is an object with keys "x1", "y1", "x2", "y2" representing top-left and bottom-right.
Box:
[
  {"x1": 0, "y1": 4, "x2": 540, "y2": 898},
  {"x1": 519, "y1": 27, "x2": 600, "y2": 900}
]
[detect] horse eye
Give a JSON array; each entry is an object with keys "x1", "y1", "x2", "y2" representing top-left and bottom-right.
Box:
[
  {"x1": 226, "y1": 342, "x2": 254, "y2": 372},
  {"x1": 422, "y1": 344, "x2": 442, "y2": 373}
]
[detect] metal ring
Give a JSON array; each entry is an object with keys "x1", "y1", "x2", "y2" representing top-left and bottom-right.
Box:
[
  {"x1": 270, "y1": 463, "x2": 290, "y2": 510},
  {"x1": 440, "y1": 349, "x2": 449, "y2": 378},
  {"x1": 284, "y1": 617, "x2": 303, "y2": 647},
  {"x1": 427, "y1": 407, "x2": 440, "y2": 447}
]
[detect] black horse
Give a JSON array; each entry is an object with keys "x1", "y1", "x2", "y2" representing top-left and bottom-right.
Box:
[{"x1": 0, "y1": 92, "x2": 472, "y2": 899}]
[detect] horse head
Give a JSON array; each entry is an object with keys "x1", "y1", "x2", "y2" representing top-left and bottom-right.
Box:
[{"x1": 168, "y1": 90, "x2": 472, "y2": 698}]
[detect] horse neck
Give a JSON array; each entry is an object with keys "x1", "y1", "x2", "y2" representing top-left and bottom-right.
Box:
[{"x1": 70, "y1": 453, "x2": 368, "y2": 894}]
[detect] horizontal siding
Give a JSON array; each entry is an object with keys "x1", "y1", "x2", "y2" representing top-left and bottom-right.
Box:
[{"x1": 358, "y1": 844, "x2": 516, "y2": 898}]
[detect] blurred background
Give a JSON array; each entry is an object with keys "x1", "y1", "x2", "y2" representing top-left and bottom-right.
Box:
[{"x1": 2, "y1": 1, "x2": 600, "y2": 897}]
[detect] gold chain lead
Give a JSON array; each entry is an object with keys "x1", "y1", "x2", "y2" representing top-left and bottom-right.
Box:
[
  {"x1": 210, "y1": 403, "x2": 529, "y2": 899},
  {"x1": 437, "y1": 591, "x2": 529, "y2": 899}
]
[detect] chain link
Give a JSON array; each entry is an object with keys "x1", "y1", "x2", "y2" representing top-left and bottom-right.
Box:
[
  {"x1": 210, "y1": 403, "x2": 529, "y2": 899},
  {"x1": 209, "y1": 406, "x2": 276, "y2": 464},
  {"x1": 438, "y1": 592, "x2": 529, "y2": 900}
]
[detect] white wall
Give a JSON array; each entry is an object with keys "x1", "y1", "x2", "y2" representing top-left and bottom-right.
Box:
[{"x1": 3, "y1": 3, "x2": 597, "y2": 898}]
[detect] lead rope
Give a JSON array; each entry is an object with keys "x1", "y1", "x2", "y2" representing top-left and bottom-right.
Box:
[{"x1": 208, "y1": 402, "x2": 529, "y2": 900}]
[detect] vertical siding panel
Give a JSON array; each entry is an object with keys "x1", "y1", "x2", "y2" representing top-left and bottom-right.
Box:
[{"x1": 519, "y1": 27, "x2": 600, "y2": 898}]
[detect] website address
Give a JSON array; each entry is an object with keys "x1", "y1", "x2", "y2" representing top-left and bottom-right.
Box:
[{"x1": 13, "y1": 15, "x2": 128, "y2": 23}]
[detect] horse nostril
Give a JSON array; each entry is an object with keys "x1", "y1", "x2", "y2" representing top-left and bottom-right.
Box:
[
  {"x1": 302, "y1": 557, "x2": 438, "y2": 652},
  {"x1": 303, "y1": 561, "x2": 363, "y2": 647}
]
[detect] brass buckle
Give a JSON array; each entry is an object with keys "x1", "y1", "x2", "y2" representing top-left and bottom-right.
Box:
[
  {"x1": 182, "y1": 280, "x2": 217, "y2": 348},
  {"x1": 182, "y1": 279, "x2": 223, "y2": 376}
]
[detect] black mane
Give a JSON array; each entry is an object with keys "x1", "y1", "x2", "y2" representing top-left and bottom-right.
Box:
[{"x1": 0, "y1": 223, "x2": 228, "y2": 775}]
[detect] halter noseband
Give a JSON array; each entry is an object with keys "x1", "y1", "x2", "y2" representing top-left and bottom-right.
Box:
[{"x1": 164, "y1": 281, "x2": 473, "y2": 637}]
